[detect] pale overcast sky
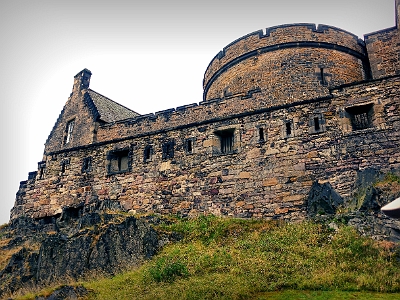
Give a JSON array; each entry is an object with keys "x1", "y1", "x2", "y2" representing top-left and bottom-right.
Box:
[{"x1": 0, "y1": 0, "x2": 396, "y2": 224}]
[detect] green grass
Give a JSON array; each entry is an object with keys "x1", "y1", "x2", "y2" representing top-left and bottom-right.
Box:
[{"x1": 15, "y1": 216, "x2": 400, "y2": 300}]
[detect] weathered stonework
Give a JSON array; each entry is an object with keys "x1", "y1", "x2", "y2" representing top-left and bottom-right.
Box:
[{"x1": 10, "y1": 2, "x2": 400, "y2": 227}]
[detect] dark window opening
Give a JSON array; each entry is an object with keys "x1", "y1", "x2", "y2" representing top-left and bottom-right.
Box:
[
  {"x1": 320, "y1": 68, "x2": 326, "y2": 85},
  {"x1": 185, "y1": 139, "x2": 193, "y2": 154},
  {"x1": 108, "y1": 150, "x2": 130, "y2": 174},
  {"x1": 65, "y1": 119, "x2": 75, "y2": 144},
  {"x1": 60, "y1": 158, "x2": 70, "y2": 175},
  {"x1": 259, "y1": 128, "x2": 265, "y2": 141},
  {"x1": 346, "y1": 104, "x2": 374, "y2": 131},
  {"x1": 82, "y1": 157, "x2": 92, "y2": 173},
  {"x1": 285, "y1": 122, "x2": 292, "y2": 136},
  {"x1": 144, "y1": 145, "x2": 152, "y2": 162},
  {"x1": 162, "y1": 141, "x2": 175, "y2": 160},
  {"x1": 216, "y1": 129, "x2": 235, "y2": 154},
  {"x1": 314, "y1": 117, "x2": 320, "y2": 131}
]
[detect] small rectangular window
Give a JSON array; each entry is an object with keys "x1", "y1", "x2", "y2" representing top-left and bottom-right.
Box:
[
  {"x1": 144, "y1": 145, "x2": 153, "y2": 162},
  {"x1": 162, "y1": 141, "x2": 175, "y2": 160},
  {"x1": 82, "y1": 157, "x2": 92, "y2": 173},
  {"x1": 314, "y1": 117, "x2": 320, "y2": 131},
  {"x1": 108, "y1": 149, "x2": 130, "y2": 174},
  {"x1": 215, "y1": 129, "x2": 234, "y2": 154},
  {"x1": 346, "y1": 103, "x2": 374, "y2": 131},
  {"x1": 185, "y1": 139, "x2": 194, "y2": 154},
  {"x1": 259, "y1": 128, "x2": 265, "y2": 141},
  {"x1": 309, "y1": 114, "x2": 324, "y2": 134},
  {"x1": 65, "y1": 119, "x2": 75, "y2": 144},
  {"x1": 320, "y1": 68, "x2": 326, "y2": 85},
  {"x1": 285, "y1": 122, "x2": 292, "y2": 136}
]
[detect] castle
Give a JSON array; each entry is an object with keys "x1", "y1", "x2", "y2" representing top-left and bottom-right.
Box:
[{"x1": 11, "y1": 1, "x2": 400, "y2": 222}]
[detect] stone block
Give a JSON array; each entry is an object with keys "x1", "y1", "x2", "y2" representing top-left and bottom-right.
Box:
[
  {"x1": 239, "y1": 172, "x2": 251, "y2": 179},
  {"x1": 263, "y1": 178, "x2": 279, "y2": 186}
]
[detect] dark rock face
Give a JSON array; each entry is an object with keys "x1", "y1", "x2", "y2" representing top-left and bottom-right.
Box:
[
  {"x1": 35, "y1": 285, "x2": 88, "y2": 300},
  {"x1": 0, "y1": 212, "x2": 173, "y2": 298},
  {"x1": 36, "y1": 216, "x2": 159, "y2": 284},
  {"x1": 307, "y1": 181, "x2": 344, "y2": 216}
]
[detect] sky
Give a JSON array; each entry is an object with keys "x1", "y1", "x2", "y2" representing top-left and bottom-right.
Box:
[{"x1": 0, "y1": 0, "x2": 396, "y2": 224}]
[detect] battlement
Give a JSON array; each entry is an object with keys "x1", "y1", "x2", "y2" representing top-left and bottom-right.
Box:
[{"x1": 203, "y1": 23, "x2": 366, "y2": 93}]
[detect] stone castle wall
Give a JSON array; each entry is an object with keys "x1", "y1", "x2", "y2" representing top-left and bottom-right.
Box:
[
  {"x1": 364, "y1": 0, "x2": 400, "y2": 80},
  {"x1": 11, "y1": 76, "x2": 400, "y2": 220},
  {"x1": 10, "y1": 1, "x2": 400, "y2": 221}
]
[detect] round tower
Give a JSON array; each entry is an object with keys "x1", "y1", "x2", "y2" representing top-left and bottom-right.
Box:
[{"x1": 203, "y1": 24, "x2": 369, "y2": 105}]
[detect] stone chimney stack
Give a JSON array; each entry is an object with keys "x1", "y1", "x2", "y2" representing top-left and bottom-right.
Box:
[
  {"x1": 72, "y1": 68, "x2": 92, "y2": 94},
  {"x1": 396, "y1": 0, "x2": 400, "y2": 28}
]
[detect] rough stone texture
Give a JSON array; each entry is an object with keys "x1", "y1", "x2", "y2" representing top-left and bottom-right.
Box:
[
  {"x1": 35, "y1": 286, "x2": 88, "y2": 300},
  {"x1": 204, "y1": 32, "x2": 366, "y2": 102},
  {"x1": 8, "y1": 2, "x2": 400, "y2": 230},
  {"x1": 307, "y1": 181, "x2": 343, "y2": 216},
  {"x1": 0, "y1": 213, "x2": 173, "y2": 298},
  {"x1": 365, "y1": 0, "x2": 400, "y2": 80},
  {"x1": 11, "y1": 76, "x2": 400, "y2": 222}
]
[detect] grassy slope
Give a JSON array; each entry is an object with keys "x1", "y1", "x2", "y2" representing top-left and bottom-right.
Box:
[{"x1": 18, "y1": 215, "x2": 400, "y2": 300}]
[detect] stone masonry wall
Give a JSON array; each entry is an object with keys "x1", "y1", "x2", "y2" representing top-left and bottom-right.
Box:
[
  {"x1": 205, "y1": 47, "x2": 366, "y2": 102},
  {"x1": 365, "y1": 1, "x2": 400, "y2": 80},
  {"x1": 10, "y1": 7, "x2": 400, "y2": 222},
  {"x1": 11, "y1": 77, "x2": 400, "y2": 220},
  {"x1": 44, "y1": 70, "x2": 98, "y2": 154},
  {"x1": 203, "y1": 24, "x2": 367, "y2": 101}
]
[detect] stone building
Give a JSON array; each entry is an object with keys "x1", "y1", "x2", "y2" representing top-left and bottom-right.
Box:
[{"x1": 10, "y1": 1, "x2": 400, "y2": 223}]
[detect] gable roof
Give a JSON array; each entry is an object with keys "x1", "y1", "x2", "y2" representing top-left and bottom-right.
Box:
[{"x1": 87, "y1": 89, "x2": 140, "y2": 123}]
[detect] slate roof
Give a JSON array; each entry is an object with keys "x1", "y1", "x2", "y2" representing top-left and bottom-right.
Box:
[{"x1": 87, "y1": 89, "x2": 140, "y2": 123}]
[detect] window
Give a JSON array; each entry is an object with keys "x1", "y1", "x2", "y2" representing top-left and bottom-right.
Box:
[
  {"x1": 309, "y1": 114, "x2": 325, "y2": 134},
  {"x1": 216, "y1": 129, "x2": 235, "y2": 154},
  {"x1": 314, "y1": 117, "x2": 320, "y2": 131},
  {"x1": 144, "y1": 145, "x2": 153, "y2": 162},
  {"x1": 258, "y1": 128, "x2": 265, "y2": 141},
  {"x1": 107, "y1": 149, "x2": 130, "y2": 174},
  {"x1": 346, "y1": 103, "x2": 374, "y2": 131},
  {"x1": 285, "y1": 122, "x2": 292, "y2": 137},
  {"x1": 320, "y1": 68, "x2": 326, "y2": 85},
  {"x1": 60, "y1": 158, "x2": 70, "y2": 175},
  {"x1": 162, "y1": 141, "x2": 175, "y2": 160},
  {"x1": 65, "y1": 119, "x2": 75, "y2": 144},
  {"x1": 185, "y1": 138, "x2": 194, "y2": 154},
  {"x1": 82, "y1": 157, "x2": 92, "y2": 173}
]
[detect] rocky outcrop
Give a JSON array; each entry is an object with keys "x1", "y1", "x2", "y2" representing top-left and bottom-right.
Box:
[
  {"x1": 306, "y1": 181, "x2": 344, "y2": 216},
  {"x1": 0, "y1": 209, "x2": 176, "y2": 298},
  {"x1": 35, "y1": 285, "x2": 88, "y2": 300},
  {"x1": 307, "y1": 169, "x2": 400, "y2": 242}
]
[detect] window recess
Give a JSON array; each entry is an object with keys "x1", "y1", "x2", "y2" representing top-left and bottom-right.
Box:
[
  {"x1": 162, "y1": 141, "x2": 175, "y2": 160},
  {"x1": 345, "y1": 103, "x2": 374, "y2": 131},
  {"x1": 107, "y1": 149, "x2": 130, "y2": 174},
  {"x1": 215, "y1": 129, "x2": 235, "y2": 154},
  {"x1": 64, "y1": 119, "x2": 75, "y2": 144}
]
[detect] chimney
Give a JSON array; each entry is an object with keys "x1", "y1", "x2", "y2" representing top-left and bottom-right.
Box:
[{"x1": 72, "y1": 68, "x2": 92, "y2": 94}]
